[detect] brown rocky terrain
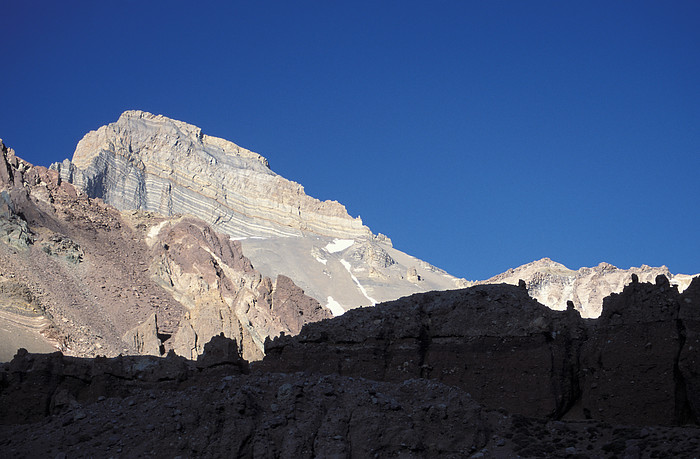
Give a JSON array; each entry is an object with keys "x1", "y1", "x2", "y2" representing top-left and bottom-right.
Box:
[
  {"x1": 1, "y1": 277, "x2": 699, "y2": 457},
  {"x1": 0, "y1": 139, "x2": 329, "y2": 362}
]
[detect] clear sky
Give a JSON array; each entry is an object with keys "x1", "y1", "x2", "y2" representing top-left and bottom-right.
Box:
[{"x1": 2, "y1": 1, "x2": 698, "y2": 280}]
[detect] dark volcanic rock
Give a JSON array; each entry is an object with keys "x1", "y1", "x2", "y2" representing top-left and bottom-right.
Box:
[
  {"x1": 580, "y1": 275, "x2": 685, "y2": 425},
  {"x1": 262, "y1": 284, "x2": 586, "y2": 419},
  {"x1": 679, "y1": 276, "x2": 700, "y2": 423},
  {"x1": 0, "y1": 337, "x2": 247, "y2": 425},
  {"x1": 3, "y1": 282, "x2": 700, "y2": 457},
  {"x1": 262, "y1": 278, "x2": 700, "y2": 426},
  {"x1": 2, "y1": 345, "x2": 700, "y2": 458}
]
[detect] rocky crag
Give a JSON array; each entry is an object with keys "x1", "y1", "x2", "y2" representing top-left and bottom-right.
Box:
[
  {"x1": 2, "y1": 277, "x2": 699, "y2": 457},
  {"x1": 481, "y1": 257, "x2": 695, "y2": 318},
  {"x1": 51, "y1": 111, "x2": 469, "y2": 315},
  {"x1": 52, "y1": 111, "x2": 368, "y2": 241},
  {"x1": 262, "y1": 275, "x2": 700, "y2": 426},
  {"x1": 0, "y1": 139, "x2": 329, "y2": 362}
]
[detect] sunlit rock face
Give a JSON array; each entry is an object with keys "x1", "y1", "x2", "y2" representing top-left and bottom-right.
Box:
[
  {"x1": 51, "y1": 111, "x2": 468, "y2": 314},
  {"x1": 480, "y1": 257, "x2": 695, "y2": 318},
  {"x1": 53, "y1": 110, "x2": 371, "y2": 240},
  {"x1": 1, "y1": 137, "x2": 330, "y2": 362}
]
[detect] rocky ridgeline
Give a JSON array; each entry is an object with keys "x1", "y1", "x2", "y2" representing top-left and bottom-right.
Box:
[
  {"x1": 51, "y1": 110, "x2": 371, "y2": 240},
  {"x1": 262, "y1": 275, "x2": 700, "y2": 426},
  {"x1": 2, "y1": 278, "x2": 700, "y2": 457},
  {"x1": 48, "y1": 112, "x2": 695, "y2": 318},
  {"x1": 0, "y1": 139, "x2": 330, "y2": 362},
  {"x1": 49, "y1": 112, "x2": 469, "y2": 314},
  {"x1": 481, "y1": 257, "x2": 695, "y2": 318}
]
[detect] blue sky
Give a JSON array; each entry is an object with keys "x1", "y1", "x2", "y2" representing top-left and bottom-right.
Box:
[{"x1": 2, "y1": 1, "x2": 698, "y2": 280}]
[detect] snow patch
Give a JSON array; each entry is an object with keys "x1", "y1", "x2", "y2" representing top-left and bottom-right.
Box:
[
  {"x1": 340, "y1": 259, "x2": 378, "y2": 306},
  {"x1": 146, "y1": 221, "x2": 169, "y2": 247},
  {"x1": 315, "y1": 256, "x2": 328, "y2": 265},
  {"x1": 229, "y1": 235, "x2": 267, "y2": 241},
  {"x1": 325, "y1": 239, "x2": 354, "y2": 253},
  {"x1": 326, "y1": 296, "x2": 345, "y2": 316}
]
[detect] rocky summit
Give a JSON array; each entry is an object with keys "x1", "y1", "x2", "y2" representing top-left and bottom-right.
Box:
[
  {"x1": 481, "y1": 257, "x2": 695, "y2": 318},
  {"x1": 51, "y1": 111, "x2": 468, "y2": 315}
]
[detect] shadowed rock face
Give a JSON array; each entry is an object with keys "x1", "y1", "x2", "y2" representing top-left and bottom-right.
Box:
[
  {"x1": 579, "y1": 274, "x2": 700, "y2": 426},
  {"x1": 0, "y1": 337, "x2": 248, "y2": 425},
  {"x1": 262, "y1": 277, "x2": 700, "y2": 426},
  {"x1": 3, "y1": 283, "x2": 700, "y2": 458},
  {"x1": 262, "y1": 284, "x2": 585, "y2": 419}
]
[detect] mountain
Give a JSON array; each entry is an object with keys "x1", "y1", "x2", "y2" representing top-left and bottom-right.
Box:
[
  {"x1": 52, "y1": 111, "x2": 697, "y2": 321},
  {"x1": 51, "y1": 111, "x2": 468, "y2": 316},
  {"x1": 480, "y1": 257, "x2": 695, "y2": 318},
  {"x1": 2, "y1": 114, "x2": 699, "y2": 455},
  {"x1": 2, "y1": 112, "x2": 696, "y2": 364},
  {"x1": 0, "y1": 138, "x2": 330, "y2": 362}
]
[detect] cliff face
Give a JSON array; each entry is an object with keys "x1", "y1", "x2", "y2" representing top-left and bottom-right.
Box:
[
  {"x1": 52, "y1": 110, "x2": 370, "y2": 240},
  {"x1": 3, "y1": 278, "x2": 700, "y2": 458},
  {"x1": 51, "y1": 111, "x2": 468, "y2": 314},
  {"x1": 0, "y1": 139, "x2": 329, "y2": 362}
]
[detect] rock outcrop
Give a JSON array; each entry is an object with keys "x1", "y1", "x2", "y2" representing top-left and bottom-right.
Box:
[
  {"x1": 262, "y1": 283, "x2": 586, "y2": 419},
  {"x1": 50, "y1": 112, "x2": 469, "y2": 314},
  {"x1": 143, "y1": 216, "x2": 332, "y2": 361},
  {"x1": 3, "y1": 282, "x2": 700, "y2": 458},
  {"x1": 0, "y1": 140, "x2": 330, "y2": 362},
  {"x1": 0, "y1": 337, "x2": 248, "y2": 425},
  {"x1": 262, "y1": 276, "x2": 700, "y2": 426},
  {"x1": 51, "y1": 110, "x2": 370, "y2": 240},
  {"x1": 481, "y1": 257, "x2": 695, "y2": 317}
]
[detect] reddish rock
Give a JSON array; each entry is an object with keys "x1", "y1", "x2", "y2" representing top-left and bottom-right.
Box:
[{"x1": 272, "y1": 274, "x2": 331, "y2": 335}]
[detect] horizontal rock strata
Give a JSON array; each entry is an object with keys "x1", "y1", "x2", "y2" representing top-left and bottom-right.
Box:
[
  {"x1": 1, "y1": 140, "x2": 330, "y2": 362},
  {"x1": 51, "y1": 110, "x2": 371, "y2": 240}
]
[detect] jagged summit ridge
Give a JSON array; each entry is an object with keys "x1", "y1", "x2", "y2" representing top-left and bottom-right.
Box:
[
  {"x1": 52, "y1": 110, "x2": 372, "y2": 240},
  {"x1": 482, "y1": 257, "x2": 695, "y2": 317}
]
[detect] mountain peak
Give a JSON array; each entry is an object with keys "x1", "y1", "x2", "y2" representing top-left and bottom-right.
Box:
[{"x1": 53, "y1": 112, "x2": 371, "y2": 240}]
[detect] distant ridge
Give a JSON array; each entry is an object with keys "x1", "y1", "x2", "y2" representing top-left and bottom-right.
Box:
[{"x1": 480, "y1": 257, "x2": 695, "y2": 317}]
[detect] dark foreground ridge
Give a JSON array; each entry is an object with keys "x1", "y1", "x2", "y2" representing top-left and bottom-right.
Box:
[
  {"x1": 263, "y1": 274, "x2": 700, "y2": 427},
  {"x1": 2, "y1": 276, "x2": 700, "y2": 457}
]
